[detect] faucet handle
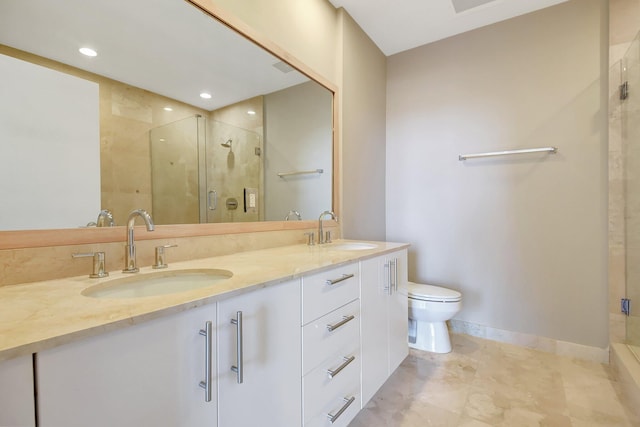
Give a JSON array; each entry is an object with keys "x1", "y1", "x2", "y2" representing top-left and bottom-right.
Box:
[
  {"x1": 153, "y1": 244, "x2": 178, "y2": 269},
  {"x1": 304, "y1": 232, "x2": 315, "y2": 246},
  {"x1": 325, "y1": 230, "x2": 332, "y2": 244},
  {"x1": 72, "y1": 252, "x2": 109, "y2": 278}
]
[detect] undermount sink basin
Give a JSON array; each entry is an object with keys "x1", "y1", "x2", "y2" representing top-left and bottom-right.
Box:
[
  {"x1": 327, "y1": 242, "x2": 378, "y2": 251},
  {"x1": 82, "y1": 268, "x2": 233, "y2": 299}
]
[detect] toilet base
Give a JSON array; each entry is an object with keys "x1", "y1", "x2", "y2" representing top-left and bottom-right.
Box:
[{"x1": 408, "y1": 320, "x2": 452, "y2": 353}]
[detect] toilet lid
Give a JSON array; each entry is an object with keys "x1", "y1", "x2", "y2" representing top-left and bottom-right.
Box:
[{"x1": 407, "y1": 282, "x2": 461, "y2": 302}]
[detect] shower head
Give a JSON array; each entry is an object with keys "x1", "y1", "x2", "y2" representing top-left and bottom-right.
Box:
[{"x1": 221, "y1": 139, "x2": 232, "y2": 148}]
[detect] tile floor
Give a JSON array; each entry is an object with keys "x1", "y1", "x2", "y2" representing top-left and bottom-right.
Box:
[{"x1": 349, "y1": 334, "x2": 638, "y2": 426}]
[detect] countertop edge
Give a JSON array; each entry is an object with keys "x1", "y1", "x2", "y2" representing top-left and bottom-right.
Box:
[{"x1": 0, "y1": 240, "x2": 409, "y2": 362}]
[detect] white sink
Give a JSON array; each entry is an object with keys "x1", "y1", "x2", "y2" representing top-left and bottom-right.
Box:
[
  {"x1": 82, "y1": 268, "x2": 233, "y2": 299},
  {"x1": 326, "y1": 242, "x2": 378, "y2": 251}
]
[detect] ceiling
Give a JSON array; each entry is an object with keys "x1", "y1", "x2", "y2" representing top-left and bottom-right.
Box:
[
  {"x1": 0, "y1": 0, "x2": 308, "y2": 111},
  {"x1": 0, "y1": 0, "x2": 571, "y2": 109},
  {"x1": 328, "y1": 0, "x2": 569, "y2": 56}
]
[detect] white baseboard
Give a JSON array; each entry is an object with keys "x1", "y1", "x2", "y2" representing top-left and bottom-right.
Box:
[{"x1": 448, "y1": 319, "x2": 609, "y2": 364}]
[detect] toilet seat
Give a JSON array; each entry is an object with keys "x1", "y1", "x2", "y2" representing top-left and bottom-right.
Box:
[{"x1": 407, "y1": 282, "x2": 461, "y2": 303}]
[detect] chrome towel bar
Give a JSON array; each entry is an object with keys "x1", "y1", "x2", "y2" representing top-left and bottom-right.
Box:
[
  {"x1": 458, "y1": 146, "x2": 557, "y2": 161},
  {"x1": 277, "y1": 168, "x2": 323, "y2": 177}
]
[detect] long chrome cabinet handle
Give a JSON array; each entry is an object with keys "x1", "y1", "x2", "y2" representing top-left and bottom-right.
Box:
[
  {"x1": 391, "y1": 258, "x2": 398, "y2": 292},
  {"x1": 326, "y1": 315, "x2": 355, "y2": 332},
  {"x1": 325, "y1": 273, "x2": 355, "y2": 286},
  {"x1": 198, "y1": 321, "x2": 212, "y2": 402},
  {"x1": 230, "y1": 311, "x2": 243, "y2": 384},
  {"x1": 389, "y1": 258, "x2": 398, "y2": 295},
  {"x1": 385, "y1": 261, "x2": 392, "y2": 295},
  {"x1": 326, "y1": 355, "x2": 356, "y2": 379},
  {"x1": 327, "y1": 396, "x2": 356, "y2": 424}
]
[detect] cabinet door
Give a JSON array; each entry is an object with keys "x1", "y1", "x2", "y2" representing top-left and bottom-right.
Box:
[
  {"x1": 0, "y1": 354, "x2": 36, "y2": 427},
  {"x1": 360, "y1": 249, "x2": 409, "y2": 406},
  {"x1": 217, "y1": 280, "x2": 301, "y2": 427},
  {"x1": 387, "y1": 249, "x2": 409, "y2": 373},
  {"x1": 359, "y1": 255, "x2": 389, "y2": 406},
  {"x1": 37, "y1": 304, "x2": 216, "y2": 427}
]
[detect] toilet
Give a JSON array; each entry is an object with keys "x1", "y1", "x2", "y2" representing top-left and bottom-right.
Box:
[{"x1": 407, "y1": 282, "x2": 462, "y2": 353}]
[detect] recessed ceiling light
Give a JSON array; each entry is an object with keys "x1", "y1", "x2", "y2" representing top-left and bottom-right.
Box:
[
  {"x1": 200, "y1": 92, "x2": 212, "y2": 99},
  {"x1": 79, "y1": 47, "x2": 97, "y2": 57},
  {"x1": 163, "y1": 107, "x2": 173, "y2": 111},
  {"x1": 247, "y1": 110, "x2": 256, "y2": 115}
]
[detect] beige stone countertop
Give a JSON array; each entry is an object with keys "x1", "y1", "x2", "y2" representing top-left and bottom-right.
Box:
[{"x1": 0, "y1": 240, "x2": 408, "y2": 362}]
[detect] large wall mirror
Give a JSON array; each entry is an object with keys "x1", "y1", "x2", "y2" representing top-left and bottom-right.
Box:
[{"x1": 0, "y1": 0, "x2": 335, "y2": 238}]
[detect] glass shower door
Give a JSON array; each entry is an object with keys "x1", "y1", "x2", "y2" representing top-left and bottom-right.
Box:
[
  {"x1": 623, "y1": 33, "x2": 640, "y2": 349},
  {"x1": 149, "y1": 115, "x2": 204, "y2": 225}
]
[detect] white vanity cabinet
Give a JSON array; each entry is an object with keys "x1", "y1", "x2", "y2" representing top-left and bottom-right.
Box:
[
  {"x1": 217, "y1": 279, "x2": 302, "y2": 427},
  {"x1": 36, "y1": 304, "x2": 217, "y2": 427},
  {"x1": 360, "y1": 249, "x2": 409, "y2": 406},
  {"x1": 0, "y1": 354, "x2": 36, "y2": 427},
  {"x1": 301, "y1": 263, "x2": 361, "y2": 427}
]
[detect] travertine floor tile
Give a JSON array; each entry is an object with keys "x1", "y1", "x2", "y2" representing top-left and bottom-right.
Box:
[{"x1": 350, "y1": 334, "x2": 638, "y2": 427}]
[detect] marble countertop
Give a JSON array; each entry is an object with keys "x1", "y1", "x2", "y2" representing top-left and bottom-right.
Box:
[{"x1": 0, "y1": 240, "x2": 408, "y2": 362}]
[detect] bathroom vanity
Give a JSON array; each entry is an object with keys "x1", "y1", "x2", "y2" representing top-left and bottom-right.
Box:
[{"x1": 0, "y1": 241, "x2": 408, "y2": 427}]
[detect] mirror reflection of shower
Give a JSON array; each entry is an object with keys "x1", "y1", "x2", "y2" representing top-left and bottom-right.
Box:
[
  {"x1": 207, "y1": 120, "x2": 262, "y2": 224},
  {"x1": 149, "y1": 115, "x2": 202, "y2": 225},
  {"x1": 222, "y1": 137, "x2": 236, "y2": 168},
  {"x1": 150, "y1": 116, "x2": 263, "y2": 225}
]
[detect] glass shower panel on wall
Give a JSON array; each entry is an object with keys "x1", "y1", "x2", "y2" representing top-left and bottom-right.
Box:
[
  {"x1": 623, "y1": 33, "x2": 640, "y2": 348},
  {"x1": 149, "y1": 115, "x2": 204, "y2": 225},
  {"x1": 205, "y1": 120, "x2": 262, "y2": 223}
]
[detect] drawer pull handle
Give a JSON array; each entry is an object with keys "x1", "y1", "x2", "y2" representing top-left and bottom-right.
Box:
[
  {"x1": 198, "y1": 321, "x2": 213, "y2": 402},
  {"x1": 325, "y1": 273, "x2": 354, "y2": 286},
  {"x1": 326, "y1": 315, "x2": 355, "y2": 332},
  {"x1": 327, "y1": 396, "x2": 356, "y2": 424},
  {"x1": 327, "y1": 355, "x2": 356, "y2": 379}
]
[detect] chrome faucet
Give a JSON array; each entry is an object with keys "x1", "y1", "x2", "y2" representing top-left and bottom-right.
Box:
[
  {"x1": 123, "y1": 209, "x2": 154, "y2": 273},
  {"x1": 285, "y1": 210, "x2": 302, "y2": 221},
  {"x1": 96, "y1": 209, "x2": 115, "y2": 227},
  {"x1": 318, "y1": 210, "x2": 337, "y2": 244}
]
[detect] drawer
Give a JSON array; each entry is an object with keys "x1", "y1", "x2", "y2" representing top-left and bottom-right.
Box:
[
  {"x1": 303, "y1": 345, "x2": 360, "y2": 424},
  {"x1": 303, "y1": 300, "x2": 359, "y2": 375},
  {"x1": 304, "y1": 387, "x2": 360, "y2": 427},
  {"x1": 302, "y1": 263, "x2": 359, "y2": 325}
]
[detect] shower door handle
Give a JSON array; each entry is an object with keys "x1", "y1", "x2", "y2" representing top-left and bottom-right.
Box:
[{"x1": 208, "y1": 190, "x2": 218, "y2": 211}]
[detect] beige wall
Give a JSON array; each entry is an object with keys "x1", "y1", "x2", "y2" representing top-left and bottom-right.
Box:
[
  {"x1": 339, "y1": 10, "x2": 388, "y2": 241},
  {"x1": 386, "y1": 0, "x2": 609, "y2": 348}
]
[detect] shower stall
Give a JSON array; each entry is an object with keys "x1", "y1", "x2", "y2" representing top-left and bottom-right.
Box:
[
  {"x1": 617, "y1": 31, "x2": 640, "y2": 357},
  {"x1": 149, "y1": 115, "x2": 262, "y2": 225}
]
